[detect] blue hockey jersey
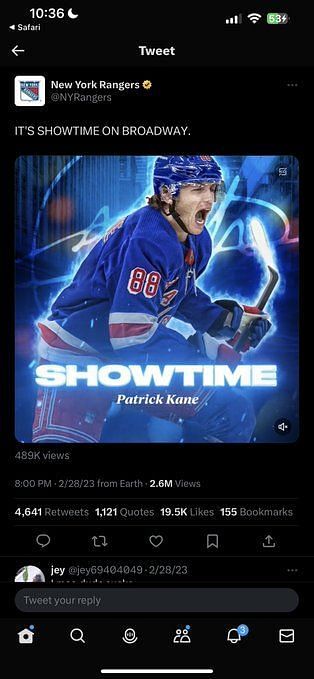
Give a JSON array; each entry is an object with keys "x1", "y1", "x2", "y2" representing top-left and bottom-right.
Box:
[{"x1": 39, "y1": 206, "x2": 224, "y2": 363}]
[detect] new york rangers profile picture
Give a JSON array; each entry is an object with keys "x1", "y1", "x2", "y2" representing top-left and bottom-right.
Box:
[
  {"x1": 14, "y1": 75, "x2": 45, "y2": 106},
  {"x1": 20, "y1": 80, "x2": 40, "y2": 101}
]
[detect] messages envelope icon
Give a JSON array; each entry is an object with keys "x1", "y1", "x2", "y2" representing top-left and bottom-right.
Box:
[{"x1": 279, "y1": 629, "x2": 295, "y2": 643}]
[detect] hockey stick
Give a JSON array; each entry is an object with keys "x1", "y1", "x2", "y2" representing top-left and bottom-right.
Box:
[{"x1": 233, "y1": 218, "x2": 279, "y2": 352}]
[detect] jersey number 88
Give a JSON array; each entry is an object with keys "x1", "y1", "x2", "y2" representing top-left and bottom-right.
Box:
[{"x1": 128, "y1": 267, "x2": 161, "y2": 298}]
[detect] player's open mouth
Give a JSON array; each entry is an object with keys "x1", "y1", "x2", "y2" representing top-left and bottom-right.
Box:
[{"x1": 195, "y1": 209, "x2": 209, "y2": 226}]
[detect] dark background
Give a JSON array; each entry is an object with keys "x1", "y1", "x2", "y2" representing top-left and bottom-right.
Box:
[
  {"x1": 2, "y1": 4, "x2": 314, "y2": 67},
  {"x1": 1, "y1": 5, "x2": 313, "y2": 677}
]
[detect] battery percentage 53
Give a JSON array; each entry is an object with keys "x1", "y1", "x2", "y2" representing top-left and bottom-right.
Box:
[{"x1": 267, "y1": 13, "x2": 289, "y2": 24}]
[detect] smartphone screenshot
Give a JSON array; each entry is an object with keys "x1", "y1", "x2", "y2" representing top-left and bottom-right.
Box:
[{"x1": 1, "y1": 5, "x2": 312, "y2": 677}]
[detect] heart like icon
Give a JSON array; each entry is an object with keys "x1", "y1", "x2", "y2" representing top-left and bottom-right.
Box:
[{"x1": 149, "y1": 535, "x2": 164, "y2": 548}]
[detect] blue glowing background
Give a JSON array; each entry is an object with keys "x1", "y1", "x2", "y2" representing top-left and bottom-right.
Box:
[{"x1": 15, "y1": 155, "x2": 299, "y2": 443}]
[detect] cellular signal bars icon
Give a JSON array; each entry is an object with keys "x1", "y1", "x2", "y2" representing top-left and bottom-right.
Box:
[{"x1": 225, "y1": 14, "x2": 242, "y2": 24}]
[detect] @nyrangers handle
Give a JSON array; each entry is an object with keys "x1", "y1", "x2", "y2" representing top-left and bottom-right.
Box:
[{"x1": 233, "y1": 265, "x2": 279, "y2": 352}]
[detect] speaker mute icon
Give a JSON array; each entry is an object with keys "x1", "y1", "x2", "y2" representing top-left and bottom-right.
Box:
[{"x1": 274, "y1": 418, "x2": 291, "y2": 435}]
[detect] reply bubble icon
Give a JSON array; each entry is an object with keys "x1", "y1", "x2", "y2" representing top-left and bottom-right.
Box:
[{"x1": 36, "y1": 534, "x2": 51, "y2": 548}]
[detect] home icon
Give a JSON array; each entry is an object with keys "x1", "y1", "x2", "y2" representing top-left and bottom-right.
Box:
[{"x1": 18, "y1": 628, "x2": 34, "y2": 644}]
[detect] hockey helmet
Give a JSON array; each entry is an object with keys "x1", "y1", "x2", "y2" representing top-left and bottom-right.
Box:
[{"x1": 153, "y1": 155, "x2": 225, "y2": 200}]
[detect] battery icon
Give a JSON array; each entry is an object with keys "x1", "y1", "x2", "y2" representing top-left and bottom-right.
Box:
[{"x1": 267, "y1": 13, "x2": 289, "y2": 24}]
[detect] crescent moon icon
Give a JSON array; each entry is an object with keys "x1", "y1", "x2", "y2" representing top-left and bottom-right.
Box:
[{"x1": 68, "y1": 8, "x2": 79, "y2": 19}]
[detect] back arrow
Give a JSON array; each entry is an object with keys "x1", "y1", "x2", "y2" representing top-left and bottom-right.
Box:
[{"x1": 12, "y1": 45, "x2": 25, "y2": 56}]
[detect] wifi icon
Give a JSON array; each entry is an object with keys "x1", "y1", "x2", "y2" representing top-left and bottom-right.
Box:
[{"x1": 247, "y1": 13, "x2": 262, "y2": 23}]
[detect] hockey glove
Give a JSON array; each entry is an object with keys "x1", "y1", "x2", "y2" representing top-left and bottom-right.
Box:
[
  {"x1": 230, "y1": 305, "x2": 272, "y2": 351},
  {"x1": 207, "y1": 299, "x2": 243, "y2": 340}
]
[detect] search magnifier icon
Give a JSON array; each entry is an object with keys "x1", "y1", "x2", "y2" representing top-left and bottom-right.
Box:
[{"x1": 70, "y1": 628, "x2": 86, "y2": 643}]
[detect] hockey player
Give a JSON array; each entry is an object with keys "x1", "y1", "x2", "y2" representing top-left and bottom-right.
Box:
[{"x1": 33, "y1": 156, "x2": 271, "y2": 443}]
